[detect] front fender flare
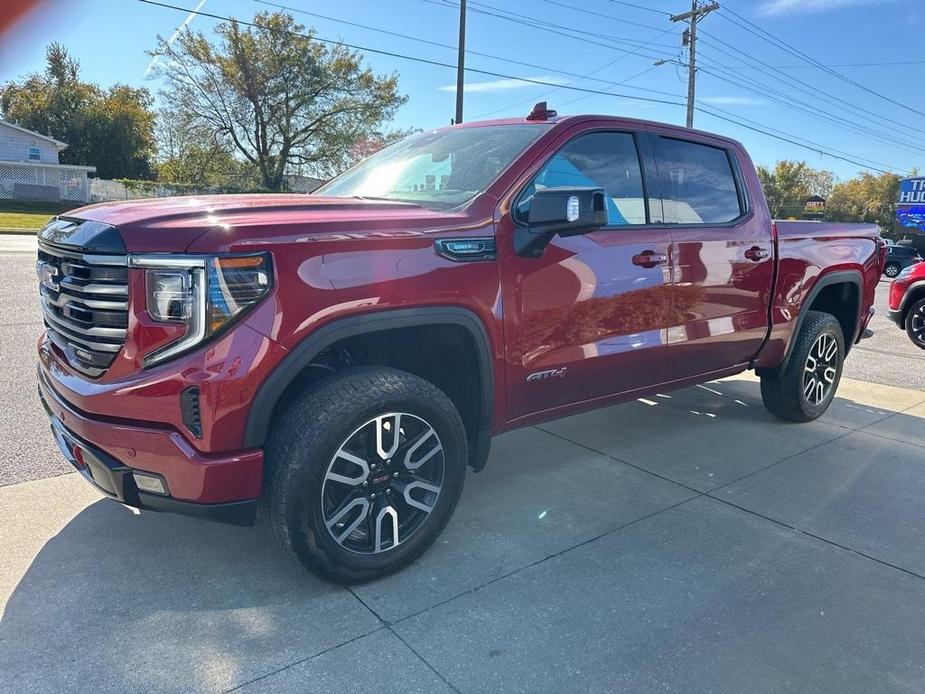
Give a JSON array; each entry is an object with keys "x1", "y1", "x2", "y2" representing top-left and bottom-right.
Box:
[{"x1": 243, "y1": 306, "x2": 495, "y2": 465}]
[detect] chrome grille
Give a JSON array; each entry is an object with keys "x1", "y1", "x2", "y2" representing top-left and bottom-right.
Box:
[{"x1": 38, "y1": 240, "x2": 128, "y2": 377}]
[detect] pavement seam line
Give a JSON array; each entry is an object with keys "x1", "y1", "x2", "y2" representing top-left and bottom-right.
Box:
[
  {"x1": 221, "y1": 625, "x2": 387, "y2": 693},
  {"x1": 389, "y1": 494, "x2": 703, "y2": 628},
  {"x1": 535, "y1": 421, "x2": 854, "y2": 499},
  {"x1": 389, "y1": 626, "x2": 464, "y2": 694},
  {"x1": 851, "y1": 426, "x2": 925, "y2": 452},
  {"x1": 705, "y1": 494, "x2": 925, "y2": 582},
  {"x1": 346, "y1": 586, "x2": 462, "y2": 693},
  {"x1": 533, "y1": 425, "x2": 705, "y2": 495}
]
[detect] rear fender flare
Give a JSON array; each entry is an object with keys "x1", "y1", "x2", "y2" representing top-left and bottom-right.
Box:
[{"x1": 774, "y1": 270, "x2": 863, "y2": 373}]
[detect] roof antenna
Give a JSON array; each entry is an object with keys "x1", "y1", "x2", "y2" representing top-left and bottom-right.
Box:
[{"x1": 526, "y1": 102, "x2": 557, "y2": 121}]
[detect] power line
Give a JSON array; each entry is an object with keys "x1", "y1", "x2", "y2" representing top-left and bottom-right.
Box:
[
  {"x1": 716, "y1": 5, "x2": 925, "y2": 119},
  {"x1": 542, "y1": 0, "x2": 669, "y2": 33},
  {"x1": 719, "y1": 59, "x2": 925, "y2": 70},
  {"x1": 696, "y1": 106, "x2": 898, "y2": 174},
  {"x1": 138, "y1": 0, "x2": 686, "y2": 107},
  {"x1": 524, "y1": 0, "x2": 924, "y2": 135},
  {"x1": 136, "y1": 0, "x2": 905, "y2": 174},
  {"x1": 693, "y1": 100, "x2": 906, "y2": 173},
  {"x1": 694, "y1": 59, "x2": 925, "y2": 156},
  {"x1": 428, "y1": 0, "x2": 673, "y2": 57},
  {"x1": 603, "y1": 0, "x2": 673, "y2": 15},
  {"x1": 697, "y1": 32, "x2": 922, "y2": 134},
  {"x1": 471, "y1": 25, "x2": 677, "y2": 119},
  {"x1": 258, "y1": 0, "x2": 685, "y2": 103}
]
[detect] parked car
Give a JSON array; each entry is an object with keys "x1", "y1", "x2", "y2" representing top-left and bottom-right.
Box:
[
  {"x1": 883, "y1": 242, "x2": 923, "y2": 278},
  {"x1": 35, "y1": 104, "x2": 882, "y2": 582},
  {"x1": 887, "y1": 262, "x2": 925, "y2": 349}
]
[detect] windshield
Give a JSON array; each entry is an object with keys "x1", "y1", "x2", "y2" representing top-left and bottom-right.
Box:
[{"x1": 314, "y1": 124, "x2": 548, "y2": 210}]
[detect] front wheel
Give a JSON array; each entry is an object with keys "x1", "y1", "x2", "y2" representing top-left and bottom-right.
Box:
[
  {"x1": 884, "y1": 263, "x2": 901, "y2": 278},
  {"x1": 905, "y1": 298, "x2": 925, "y2": 350},
  {"x1": 261, "y1": 366, "x2": 468, "y2": 583},
  {"x1": 760, "y1": 311, "x2": 845, "y2": 422}
]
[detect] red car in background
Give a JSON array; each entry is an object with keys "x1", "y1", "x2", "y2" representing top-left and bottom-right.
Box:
[{"x1": 888, "y1": 261, "x2": 925, "y2": 349}]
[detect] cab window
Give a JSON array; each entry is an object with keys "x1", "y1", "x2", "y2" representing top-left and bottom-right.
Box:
[
  {"x1": 655, "y1": 137, "x2": 743, "y2": 224},
  {"x1": 517, "y1": 132, "x2": 647, "y2": 226}
]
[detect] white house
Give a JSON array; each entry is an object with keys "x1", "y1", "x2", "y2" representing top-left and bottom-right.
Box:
[{"x1": 0, "y1": 120, "x2": 96, "y2": 202}]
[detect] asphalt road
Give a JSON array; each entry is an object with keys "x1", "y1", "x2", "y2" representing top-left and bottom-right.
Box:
[
  {"x1": 1, "y1": 233, "x2": 922, "y2": 487},
  {"x1": 2, "y1": 233, "x2": 925, "y2": 693}
]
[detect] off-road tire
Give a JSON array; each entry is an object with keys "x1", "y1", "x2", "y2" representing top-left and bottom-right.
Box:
[
  {"x1": 760, "y1": 310, "x2": 845, "y2": 422},
  {"x1": 261, "y1": 366, "x2": 468, "y2": 583},
  {"x1": 905, "y1": 297, "x2": 925, "y2": 350}
]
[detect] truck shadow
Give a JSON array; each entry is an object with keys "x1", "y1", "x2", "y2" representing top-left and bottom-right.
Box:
[{"x1": 1, "y1": 377, "x2": 922, "y2": 691}]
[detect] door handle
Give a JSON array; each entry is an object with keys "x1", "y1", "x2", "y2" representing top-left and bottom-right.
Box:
[
  {"x1": 632, "y1": 250, "x2": 668, "y2": 268},
  {"x1": 745, "y1": 246, "x2": 770, "y2": 261}
]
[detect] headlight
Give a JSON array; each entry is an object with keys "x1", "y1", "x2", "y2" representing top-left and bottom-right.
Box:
[
  {"x1": 131, "y1": 253, "x2": 272, "y2": 367},
  {"x1": 897, "y1": 265, "x2": 915, "y2": 280}
]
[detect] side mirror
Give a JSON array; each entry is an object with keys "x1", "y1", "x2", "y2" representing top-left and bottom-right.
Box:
[{"x1": 515, "y1": 187, "x2": 607, "y2": 257}]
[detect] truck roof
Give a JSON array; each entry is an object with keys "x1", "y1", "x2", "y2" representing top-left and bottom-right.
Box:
[{"x1": 447, "y1": 113, "x2": 747, "y2": 151}]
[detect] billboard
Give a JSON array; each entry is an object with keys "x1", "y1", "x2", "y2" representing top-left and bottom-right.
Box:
[{"x1": 897, "y1": 178, "x2": 925, "y2": 232}]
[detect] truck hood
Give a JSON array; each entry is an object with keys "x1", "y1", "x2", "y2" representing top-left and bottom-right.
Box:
[{"x1": 67, "y1": 194, "x2": 457, "y2": 253}]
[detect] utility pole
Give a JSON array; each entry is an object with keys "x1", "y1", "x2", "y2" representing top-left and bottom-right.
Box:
[
  {"x1": 670, "y1": 1, "x2": 719, "y2": 128},
  {"x1": 454, "y1": 0, "x2": 467, "y2": 125}
]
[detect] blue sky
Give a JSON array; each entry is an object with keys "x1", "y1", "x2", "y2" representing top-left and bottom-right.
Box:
[{"x1": 1, "y1": 0, "x2": 922, "y2": 179}]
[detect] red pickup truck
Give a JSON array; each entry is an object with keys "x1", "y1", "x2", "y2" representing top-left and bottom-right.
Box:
[{"x1": 36, "y1": 105, "x2": 882, "y2": 582}]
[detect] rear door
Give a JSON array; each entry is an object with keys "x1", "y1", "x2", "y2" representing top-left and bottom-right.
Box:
[
  {"x1": 499, "y1": 128, "x2": 672, "y2": 422},
  {"x1": 653, "y1": 135, "x2": 775, "y2": 381}
]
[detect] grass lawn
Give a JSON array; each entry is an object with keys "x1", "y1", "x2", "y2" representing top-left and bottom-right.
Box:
[{"x1": 0, "y1": 202, "x2": 78, "y2": 232}]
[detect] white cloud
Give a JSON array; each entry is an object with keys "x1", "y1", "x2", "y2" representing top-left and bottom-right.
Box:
[
  {"x1": 758, "y1": 0, "x2": 893, "y2": 16},
  {"x1": 437, "y1": 76, "x2": 567, "y2": 93},
  {"x1": 701, "y1": 96, "x2": 767, "y2": 106}
]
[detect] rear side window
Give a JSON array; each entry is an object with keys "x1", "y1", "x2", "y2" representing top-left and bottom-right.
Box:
[
  {"x1": 655, "y1": 138, "x2": 743, "y2": 225},
  {"x1": 517, "y1": 132, "x2": 647, "y2": 226}
]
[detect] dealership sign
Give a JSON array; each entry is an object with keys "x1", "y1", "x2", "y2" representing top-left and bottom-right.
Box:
[
  {"x1": 899, "y1": 178, "x2": 925, "y2": 204},
  {"x1": 897, "y1": 178, "x2": 925, "y2": 232},
  {"x1": 803, "y1": 196, "x2": 825, "y2": 216}
]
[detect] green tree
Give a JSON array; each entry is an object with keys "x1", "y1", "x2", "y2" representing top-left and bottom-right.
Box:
[
  {"x1": 756, "y1": 160, "x2": 836, "y2": 218},
  {"x1": 0, "y1": 43, "x2": 156, "y2": 179},
  {"x1": 827, "y1": 172, "x2": 904, "y2": 230},
  {"x1": 150, "y1": 11, "x2": 407, "y2": 191},
  {"x1": 155, "y1": 109, "x2": 259, "y2": 188}
]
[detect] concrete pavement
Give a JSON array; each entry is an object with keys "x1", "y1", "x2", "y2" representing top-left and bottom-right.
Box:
[
  {"x1": 3, "y1": 233, "x2": 925, "y2": 692},
  {"x1": 2, "y1": 373, "x2": 924, "y2": 693}
]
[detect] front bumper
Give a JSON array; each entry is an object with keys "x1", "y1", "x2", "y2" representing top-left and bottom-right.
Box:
[
  {"x1": 38, "y1": 367, "x2": 261, "y2": 525},
  {"x1": 887, "y1": 308, "x2": 903, "y2": 327}
]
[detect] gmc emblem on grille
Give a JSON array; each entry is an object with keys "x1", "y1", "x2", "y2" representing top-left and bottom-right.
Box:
[{"x1": 36, "y1": 260, "x2": 59, "y2": 291}]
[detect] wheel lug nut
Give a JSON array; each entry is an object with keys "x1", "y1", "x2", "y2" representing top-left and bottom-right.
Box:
[
  {"x1": 393, "y1": 472, "x2": 399, "y2": 478},
  {"x1": 362, "y1": 481, "x2": 368, "y2": 487},
  {"x1": 370, "y1": 493, "x2": 376, "y2": 500},
  {"x1": 386, "y1": 489, "x2": 391, "y2": 494}
]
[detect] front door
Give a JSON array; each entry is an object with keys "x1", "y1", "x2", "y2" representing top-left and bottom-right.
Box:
[
  {"x1": 499, "y1": 129, "x2": 672, "y2": 423},
  {"x1": 652, "y1": 135, "x2": 775, "y2": 382}
]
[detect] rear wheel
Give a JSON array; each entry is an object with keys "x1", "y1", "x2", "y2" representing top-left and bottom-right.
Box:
[
  {"x1": 884, "y1": 263, "x2": 901, "y2": 278},
  {"x1": 261, "y1": 366, "x2": 468, "y2": 583},
  {"x1": 905, "y1": 298, "x2": 925, "y2": 350},
  {"x1": 760, "y1": 311, "x2": 845, "y2": 422}
]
